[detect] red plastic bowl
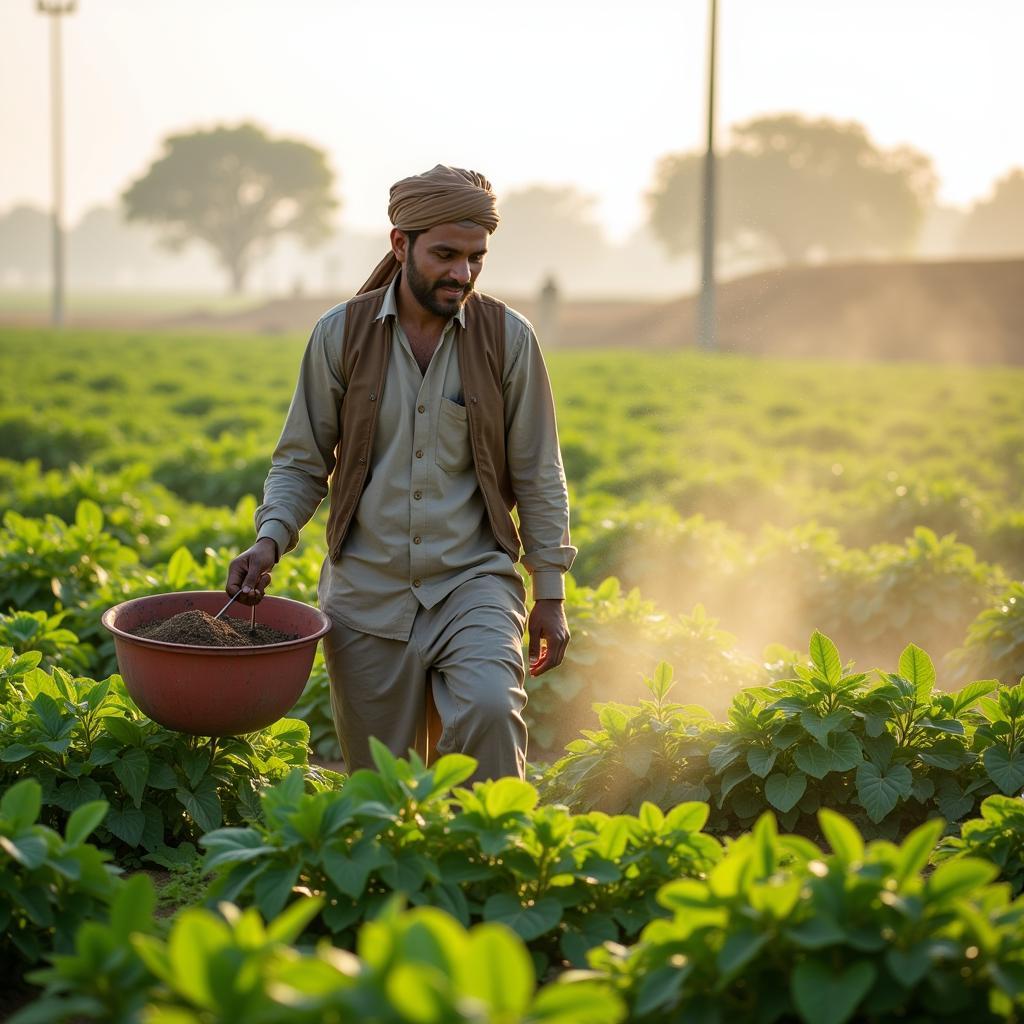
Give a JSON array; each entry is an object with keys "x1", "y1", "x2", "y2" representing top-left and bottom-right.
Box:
[{"x1": 101, "y1": 591, "x2": 331, "y2": 736}]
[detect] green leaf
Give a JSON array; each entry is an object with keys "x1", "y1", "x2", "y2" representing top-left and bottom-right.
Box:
[
  {"x1": 165, "y1": 547, "x2": 197, "y2": 590},
  {"x1": 113, "y1": 747, "x2": 150, "y2": 808},
  {"x1": 428, "y1": 754, "x2": 476, "y2": 796},
  {"x1": 64, "y1": 800, "x2": 108, "y2": 846},
  {"x1": 885, "y1": 943, "x2": 933, "y2": 988},
  {"x1": 764, "y1": 772, "x2": 807, "y2": 813},
  {"x1": 800, "y1": 710, "x2": 852, "y2": 748},
  {"x1": 483, "y1": 778, "x2": 538, "y2": 818},
  {"x1": 482, "y1": 893, "x2": 562, "y2": 941},
  {"x1": 323, "y1": 842, "x2": 389, "y2": 900},
  {"x1": 650, "y1": 661, "x2": 675, "y2": 702},
  {"x1": 0, "y1": 834, "x2": 47, "y2": 869},
  {"x1": 809, "y1": 631, "x2": 842, "y2": 685},
  {"x1": 200, "y1": 827, "x2": 270, "y2": 872},
  {"x1": 983, "y1": 745, "x2": 1024, "y2": 795},
  {"x1": 793, "y1": 742, "x2": 832, "y2": 779},
  {"x1": 792, "y1": 959, "x2": 876, "y2": 1024},
  {"x1": 254, "y1": 863, "x2": 301, "y2": 919},
  {"x1": 746, "y1": 747, "x2": 778, "y2": 778},
  {"x1": 898, "y1": 644, "x2": 935, "y2": 704},
  {"x1": 266, "y1": 894, "x2": 325, "y2": 944},
  {"x1": 458, "y1": 923, "x2": 533, "y2": 1016},
  {"x1": 103, "y1": 716, "x2": 144, "y2": 747},
  {"x1": 75, "y1": 499, "x2": 104, "y2": 534},
  {"x1": 1, "y1": 779, "x2": 42, "y2": 829},
  {"x1": 106, "y1": 804, "x2": 146, "y2": 846},
  {"x1": 818, "y1": 809, "x2": 863, "y2": 866},
  {"x1": 926, "y1": 857, "x2": 998, "y2": 902},
  {"x1": 952, "y1": 679, "x2": 998, "y2": 716},
  {"x1": 177, "y1": 776, "x2": 222, "y2": 833},
  {"x1": 894, "y1": 818, "x2": 944, "y2": 886},
  {"x1": 717, "y1": 928, "x2": 770, "y2": 981},
  {"x1": 855, "y1": 761, "x2": 912, "y2": 823}
]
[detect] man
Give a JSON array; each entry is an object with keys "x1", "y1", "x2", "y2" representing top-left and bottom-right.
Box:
[{"x1": 226, "y1": 164, "x2": 575, "y2": 782}]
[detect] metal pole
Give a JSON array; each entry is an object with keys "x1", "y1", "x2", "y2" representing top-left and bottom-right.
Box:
[
  {"x1": 38, "y1": 1, "x2": 76, "y2": 329},
  {"x1": 697, "y1": 0, "x2": 718, "y2": 351}
]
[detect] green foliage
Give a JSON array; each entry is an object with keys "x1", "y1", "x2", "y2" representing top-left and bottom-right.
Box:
[
  {"x1": 590, "y1": 810, "x2": 1024, "y2": 1023},
  {"x1": 0, "y1": 609, "x2": 88, "y2": 672},
  {"x1": 935, "y1": 795, "x2": 1024, "y2": 896},
  {"x1": 20, "y1": 894, "x2": 625, "y2": 1024},
  {"x1": 202, "y1": 742, "x2": 721, "y2": 973},
  {"x1": 543, "y1": 634, "x2": 1014, "y2": 838},
  {"x1": 955, "y1": 581, "x2": 1024, "y2": 687},
  {"x1": 0, "y1": 652, "x2": 319, "y2": 854},
  {"x1": 0, "y1": 778, "x2": 118, "y2": 967}
]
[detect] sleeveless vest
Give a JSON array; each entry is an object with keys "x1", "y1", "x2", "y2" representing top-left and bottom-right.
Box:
[{"x1": 324, "y1": 286, "x2": 521, "y2": 564}]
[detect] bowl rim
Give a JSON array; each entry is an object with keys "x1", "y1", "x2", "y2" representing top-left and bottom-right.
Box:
[{"x1": 101, "y1": 590, "x2": 332, "y2": 656}]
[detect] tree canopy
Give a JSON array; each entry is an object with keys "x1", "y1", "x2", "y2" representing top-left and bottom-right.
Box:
[
  {"x1": 958, "y1": 169, "x2": 1024, "y2": 257},
  {"x1": 121, "y1": 123, "x2": 338, "y2": 292},
  {"x1": 647, "y1": 114, "x2": 936, "y2": 266}
]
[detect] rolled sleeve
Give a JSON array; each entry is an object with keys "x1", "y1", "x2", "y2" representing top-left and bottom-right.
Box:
[
  {"x1": 254, "y1": 310, "x2": 347, "y2": 555},
  {"x1": 502, "y1": 313, "x2": 576, "y2": 600}
]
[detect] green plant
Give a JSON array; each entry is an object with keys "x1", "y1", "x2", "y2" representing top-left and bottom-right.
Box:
[
  {"x1": 203, "y1": 741, "x2": 721, "y2": 972},
  {"x1": 543, "y1": 633, "x2": 1010, "y2": 839},
  {"x1": 0, "y1": 609, "x2": 89, "y2": 672},
  {"x1": 935, "y1": 795, "x2": 1024, "y2": 895},
  {"x1": 590, "y1": 810, "x2": 1024, "y2": 1023},
  {"x1": 19, "y1": 893, "x2": 626, "y2": 1023},
  {"x1": 0, "y1": 778, "x2": 117, "y2": 966},
  {"x1": 0, "y1": 654, "x2": 322, "y2": 855}
]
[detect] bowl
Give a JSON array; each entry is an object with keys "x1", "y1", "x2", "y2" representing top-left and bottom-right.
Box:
[{"x1": 101, "y1": 591, "x2": 331, "y2": 736}]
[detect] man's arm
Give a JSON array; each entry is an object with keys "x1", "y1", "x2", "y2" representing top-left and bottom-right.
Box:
[
  {"x1": 226, "y1": 313, "x2": 347, "y2": 602},
  {"x1": 503, "y1": 314, "x2": 577, "y2": 675}
]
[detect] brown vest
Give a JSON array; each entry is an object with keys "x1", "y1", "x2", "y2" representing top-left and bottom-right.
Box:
[{"x1": 324, "y1": 286, "x2": 521, "y2": 564}]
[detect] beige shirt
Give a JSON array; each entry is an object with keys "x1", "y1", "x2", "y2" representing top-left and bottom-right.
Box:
[{"x1": 255, "y1": 278, "x2": 576, "y2": 640}]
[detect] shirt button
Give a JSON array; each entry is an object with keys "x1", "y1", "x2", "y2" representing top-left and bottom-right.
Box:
[
  {"x1": 415, "y1": 449, "x2": 424, "y2": 459},
  {"x1": 412, "y1": 578, "x2": 422, "y2": 587},
  {"x1": 417, "y1": 404, "x2": 426, "y2": 413},
  {"x1": 413, "y1": 490, "x2": 422, "y2": 500},
  {"x1": 413, "y1": 535, "x2": 421, "y2": 544}
]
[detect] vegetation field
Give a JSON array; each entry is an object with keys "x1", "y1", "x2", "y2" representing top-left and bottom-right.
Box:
[{"x1": 2, "y1": 325, "x2": 1024, "y2": 1022}]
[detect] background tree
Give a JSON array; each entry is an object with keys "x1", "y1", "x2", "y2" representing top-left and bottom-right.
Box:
[
  {"x1": 958, "y1": 169, "x2": 1024, "y2": 256},
  {"x1": 0, "y1": 205, "x2": 50, "y2": 286},
  {"x1": 647, "y1": 114, "x2": 936, "y2": 266},
  {"x1": 121, "y1": 122, "x2": 338, "y2": 293}
]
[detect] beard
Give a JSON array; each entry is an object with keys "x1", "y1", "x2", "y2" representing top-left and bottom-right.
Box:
[{"x1": 404, "y1": 250, "x2": 474, "y2": 319}]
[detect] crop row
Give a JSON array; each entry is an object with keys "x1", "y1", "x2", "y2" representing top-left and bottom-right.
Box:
[{"x1": 7, "y1": 767, "x2": 1024, "y2": 1023}]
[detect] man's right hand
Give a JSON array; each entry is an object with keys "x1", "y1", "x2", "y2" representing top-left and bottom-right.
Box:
[{"x1": 225, "y1": 537, "x2": 278, "y2": 605}]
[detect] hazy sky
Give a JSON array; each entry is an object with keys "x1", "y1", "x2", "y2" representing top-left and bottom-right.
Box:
[{"x1": 3, "y1": 0, "x2": 1022, "y2": 240}]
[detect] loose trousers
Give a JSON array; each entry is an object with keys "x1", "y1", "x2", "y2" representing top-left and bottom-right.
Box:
[{"x1": 321, "y1": 574, "x2": 529, "y2": 782}]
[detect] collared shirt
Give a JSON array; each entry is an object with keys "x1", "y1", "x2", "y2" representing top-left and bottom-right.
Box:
[{"x1": 255, "y1": 277, "x2": 576, "y2": 640}]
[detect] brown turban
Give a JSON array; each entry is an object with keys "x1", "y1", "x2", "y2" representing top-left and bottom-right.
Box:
[{"x1": 358, "y1": 164, "x2": 500, "y2": 294}]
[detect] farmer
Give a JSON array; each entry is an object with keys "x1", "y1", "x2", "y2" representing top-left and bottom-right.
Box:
[{"x1": 225, "y1": 164, "x2": 575, "y2": 782}]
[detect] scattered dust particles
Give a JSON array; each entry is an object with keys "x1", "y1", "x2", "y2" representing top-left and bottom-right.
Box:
[{"x1": 132, "y1": 609, "x2": 298, "y2": 647}]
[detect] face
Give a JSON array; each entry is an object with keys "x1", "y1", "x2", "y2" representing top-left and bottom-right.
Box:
[{"x1": 393, "y1": 222, "x2": 489, "y2": 320}]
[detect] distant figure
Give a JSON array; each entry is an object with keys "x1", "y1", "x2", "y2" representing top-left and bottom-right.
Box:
[{"x1": 537, "y1": 274, "x2": 561, "y2": 347}]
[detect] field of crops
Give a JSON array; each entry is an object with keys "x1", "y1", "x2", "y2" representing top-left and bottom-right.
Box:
[{"x1": 3, "y1": 325, "x2": 1024, "y2": 1022}]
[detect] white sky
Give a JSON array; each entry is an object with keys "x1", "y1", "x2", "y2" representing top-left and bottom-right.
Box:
[{"x1": 2, "y1": 0, "x2": 1022, "y2": 240}]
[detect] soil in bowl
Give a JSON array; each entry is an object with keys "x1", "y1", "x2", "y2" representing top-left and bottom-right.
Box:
[{"x1": 132, "y1": 609, "x2": 298, "y2": 647}]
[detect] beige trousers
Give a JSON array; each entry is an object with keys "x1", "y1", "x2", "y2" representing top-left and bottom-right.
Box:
[{"x1": 321, "y1": 574, "x2": 529, "y2": 782}]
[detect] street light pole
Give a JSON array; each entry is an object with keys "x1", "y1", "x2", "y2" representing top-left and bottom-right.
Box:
[
  {"x1": 37, "y1": 0, "x2": 76, "y2": 329},
  {"x1": 696, "y1": 0, "x2": 718, "y2": 352}
]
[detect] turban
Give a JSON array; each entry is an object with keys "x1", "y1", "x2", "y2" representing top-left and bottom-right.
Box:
[{"x1": 358, "y1": 164, "x2": 500, "y2": 294}]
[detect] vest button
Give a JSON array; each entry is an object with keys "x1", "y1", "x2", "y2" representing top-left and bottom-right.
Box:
[
  {"x1": 417, "y1": 404, "x2": 426, "y2": 413},
  {"x1": 358, "y1": 457, "x2": 366, "y2": 464},
  {"x1": 413, "y1": 535, "x2": 421, "y2": 544},
  {"x1": 369, "y1": 393, "x2": 376, "y2": 401},
  {"x1": 470, "y1": 395, "x2": 478, "y2": 404},
  {"x1": 415, "y1": 449, "x2": 423, "y2": 459},
  {"x1": 412, "y1": 578, "x2": 422, "y2": 587},
  {"x1": 413, "y1": 490, "x2": 422, "y2": 500}
]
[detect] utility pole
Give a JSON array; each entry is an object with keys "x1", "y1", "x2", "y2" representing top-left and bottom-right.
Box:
[
  {"x1": 696, "y1": 0, "x2": 718, "y2": 351},
  {"x1": 37, "y1": 0, "x2": 76, "y2": 329}
]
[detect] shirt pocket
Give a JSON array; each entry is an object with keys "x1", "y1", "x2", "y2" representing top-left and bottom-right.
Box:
[{"x1": 435, "y1": 397, "x2": 473, "y2": 474}]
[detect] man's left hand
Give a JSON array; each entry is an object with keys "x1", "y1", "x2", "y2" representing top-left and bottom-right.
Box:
[{"x1": 528, "y1": 598, "x2": 570, "y2": 677}]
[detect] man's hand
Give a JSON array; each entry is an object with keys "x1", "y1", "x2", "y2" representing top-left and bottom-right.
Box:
[
  {"x1": 527, "y1": 598, "x2": 570, "y2": 677},
  {"x1": 225, "y1": 538, "x2": 277, "y2": 606}
]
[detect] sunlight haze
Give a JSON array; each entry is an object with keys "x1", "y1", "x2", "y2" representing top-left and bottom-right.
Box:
[{"x1": 4, "y1": 0, "x2": 1022, "y2": 240}]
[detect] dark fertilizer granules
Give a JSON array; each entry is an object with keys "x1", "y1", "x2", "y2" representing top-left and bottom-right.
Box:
[{"x1": 132, "y1": 609, "x2": 298, "y2": 648}]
